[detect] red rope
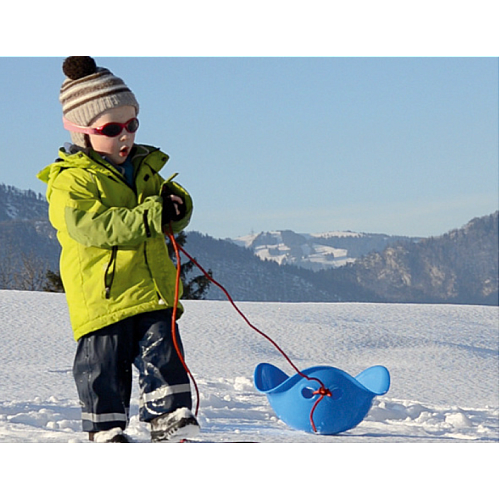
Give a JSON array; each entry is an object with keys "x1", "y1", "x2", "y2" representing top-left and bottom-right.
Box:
[
  {"x1": 168, "y1": 232, "x2": 200, "y2": 417},
  {"x1": 166, "y1": 231, "x2": 330, "y2": 432}
]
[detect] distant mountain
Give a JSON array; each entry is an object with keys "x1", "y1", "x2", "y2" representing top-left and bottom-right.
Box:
[
  {"x1": 0, "y1": 184, "x2": 49, "y2": 223},
  {"x1": 230, "y1": 230, "x2": 420, "y2": 270},
  {"x1": 183, "y1": 212, "x2": 499, "y2": 305},
  {"x1": 0, "y1": 184, "x2": 59, "y2": 289},
  {"x1": 1, "y1": 183, "x2": 497, "y2": 305},
  {"x1": 329, "y1": 211, "x2": 499, "y2": 305},
  {"x1": 182, "y1": 232, "x2": 339, "y2": 302}
]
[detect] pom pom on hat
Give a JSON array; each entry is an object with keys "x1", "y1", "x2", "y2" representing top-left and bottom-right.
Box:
[{"x1": 62, "y1": 56, "x2": 98, "y2": 80}]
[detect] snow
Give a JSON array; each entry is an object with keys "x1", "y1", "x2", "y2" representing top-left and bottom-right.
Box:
[
  {"x1": 232, "y1": 231, "x2": 356, "y2": 269},
  {"x1": 308, "y1": 230, "x2": 363, "y2": 238},
  {"x1": 0, "y1": 290, "x2": 498, "y2": 496}
]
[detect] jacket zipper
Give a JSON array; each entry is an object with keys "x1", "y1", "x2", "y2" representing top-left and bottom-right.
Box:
[
  {"x1": 143, "y1": 210, "x2": 151, "y2": 238},
  {"x1": 104, "y1": 246, "x2": 118, "y2": 299},
  {"x1": 93, "y1": 156, "x2": 138, "y2": 197}
]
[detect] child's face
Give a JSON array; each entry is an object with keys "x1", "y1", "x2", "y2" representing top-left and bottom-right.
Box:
[{"x1": 88, "y1": 105, "x2": 137, "y2": 165}]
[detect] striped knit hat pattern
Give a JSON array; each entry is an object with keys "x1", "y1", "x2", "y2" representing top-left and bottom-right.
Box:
[{"x1": 60, "y1": 56, "x2": 139, "y2": 147}]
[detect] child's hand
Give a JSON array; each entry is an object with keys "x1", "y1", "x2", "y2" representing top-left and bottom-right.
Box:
[{"x1": 161, "y1": 186, "x2": 186, "y2": 226}]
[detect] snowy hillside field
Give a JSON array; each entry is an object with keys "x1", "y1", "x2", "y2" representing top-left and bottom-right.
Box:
[{"x1": 1, "y1": 290, "x2": 498, "y2": 495}]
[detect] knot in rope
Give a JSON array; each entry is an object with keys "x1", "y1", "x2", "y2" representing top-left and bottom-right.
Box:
[{"x1": 313, "y1": 386, "x2": 332, "y2": 397}]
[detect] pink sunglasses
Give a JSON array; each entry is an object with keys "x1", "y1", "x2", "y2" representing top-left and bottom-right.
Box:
[{"x1": 63, "y1": 116, "x2": 139, "y2": 137}]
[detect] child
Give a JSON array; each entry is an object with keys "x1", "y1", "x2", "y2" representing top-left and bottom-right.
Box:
[{"x1": 37, "y1": 56, "x2": 199, "y2": 443}]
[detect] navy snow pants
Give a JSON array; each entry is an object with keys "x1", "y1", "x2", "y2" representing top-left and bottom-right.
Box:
[{"x1": 72, "y1": 309, "x2": 192, "y2": 433}]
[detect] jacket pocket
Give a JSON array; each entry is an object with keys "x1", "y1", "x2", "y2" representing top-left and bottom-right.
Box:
[{"x1": 104, "y1": 246, "x2": 118, "y2": 299}]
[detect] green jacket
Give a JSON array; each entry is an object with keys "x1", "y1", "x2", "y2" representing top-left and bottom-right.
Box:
[{"x1": 37, "y1": 144, "x2": 193, "y2": 341}]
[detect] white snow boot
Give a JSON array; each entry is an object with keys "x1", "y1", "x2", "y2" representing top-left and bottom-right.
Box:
[
  {"x1": 150, "y1": 408, "x2": 200, "y2": 443},
  {"x1": 89, "y1": 427, "x2": 130, "y2": 443}
]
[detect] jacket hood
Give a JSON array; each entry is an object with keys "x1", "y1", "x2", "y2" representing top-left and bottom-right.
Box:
[{"x1": 37, "y1": 144, "x2": 169, "y2": 200}]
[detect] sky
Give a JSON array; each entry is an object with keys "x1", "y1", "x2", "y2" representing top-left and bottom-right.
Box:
[{"x1": 0, "y1": 8, "x2": 498, "y2": 241}]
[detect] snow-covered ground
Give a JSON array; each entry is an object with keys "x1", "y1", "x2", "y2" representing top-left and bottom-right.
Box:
[{"x1": 1, "y1": 290, "x2": 498, "y2": 495}]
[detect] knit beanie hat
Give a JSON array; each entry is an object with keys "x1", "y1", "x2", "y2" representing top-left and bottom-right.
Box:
[{"x1": 60, "y1": 56, "x2": 139, "y2": 147}]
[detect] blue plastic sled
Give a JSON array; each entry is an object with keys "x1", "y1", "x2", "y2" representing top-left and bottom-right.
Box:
[{"x1": 254, "y1": 363, "x2": 390, "y2": 435}]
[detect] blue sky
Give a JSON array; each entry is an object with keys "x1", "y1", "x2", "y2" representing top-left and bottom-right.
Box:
[{"x1": 0, "y1": 56, "x2": 498, "y2": 239}]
